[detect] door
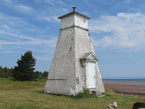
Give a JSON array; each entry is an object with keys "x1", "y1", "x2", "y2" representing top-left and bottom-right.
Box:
[{"x1": 86, "y1": 62, "x2": 96, "y2": 88}]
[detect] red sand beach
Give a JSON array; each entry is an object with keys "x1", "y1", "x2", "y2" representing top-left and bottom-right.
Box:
[{"x1": 103, "y1": 81, "x2": 145, "y2": 97}]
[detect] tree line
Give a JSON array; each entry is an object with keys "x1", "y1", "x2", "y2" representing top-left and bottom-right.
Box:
[{"x1": 0, "y1": 51, "x2": 48, "y2": 81}]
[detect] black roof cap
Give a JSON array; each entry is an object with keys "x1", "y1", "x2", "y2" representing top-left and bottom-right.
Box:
[{"x1": 58, "y1": 7, "x2": 90, "y2": 19}]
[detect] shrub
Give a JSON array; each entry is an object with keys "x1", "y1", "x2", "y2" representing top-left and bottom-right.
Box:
[
  {"x1": 0, "y1": 67, "x2": 13, "y2": 78},
  {"x1": 73, "y1": 88, "x2": 95, "y2": 98}
]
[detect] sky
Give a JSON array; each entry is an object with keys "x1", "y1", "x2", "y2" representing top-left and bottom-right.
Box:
[{"x1": 0, "y1": 0, "x2": 145, "y2": 79}]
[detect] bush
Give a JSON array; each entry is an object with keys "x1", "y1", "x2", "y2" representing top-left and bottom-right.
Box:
[
  {"x1": 73, "y1": 88, "x2": 95, "y2": 98},
  {"x1": 33, "y1": 71, "x2": 48, "y2": 80},
  {"x1": 0, "y1": 67, "x2": 13, "y2": 78},
  {"x1": 43, "y1": 71, "x2": 49, "y2": 79}
]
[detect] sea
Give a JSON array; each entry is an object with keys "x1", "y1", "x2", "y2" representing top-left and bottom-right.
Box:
[{"x1": 103, "y1": 79, "x2": 145, "y2": 85}]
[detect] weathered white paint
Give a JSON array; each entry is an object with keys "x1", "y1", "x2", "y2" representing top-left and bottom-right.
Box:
[
  {"x1": 86, "y1": 62, "x2": 96, "y2": 88},
  {"x1": 44, "y1": 8, "x2": 105, "y2": 96},
  {"x1": 60, "y1": 15, "x2": 74, "y2": 29},
  {"x1": 74, "y1": 14, "x2": 88, "y2": 29},
  {"x1": 96, "y1": 62, "x2": 102, "y2": 78},
  {"x1": 60, "y1": 13, "x2": 88, "y2": 30}
]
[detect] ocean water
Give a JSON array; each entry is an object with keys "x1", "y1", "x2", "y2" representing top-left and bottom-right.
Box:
[{"x1": 103, "y1": 79, "x2": 145, "y2": 85}]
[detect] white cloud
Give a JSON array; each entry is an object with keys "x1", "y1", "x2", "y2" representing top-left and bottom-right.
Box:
[
  {"x1": 124, "y1": 0, "x2": 131, "y2": 4},
  {"x1": 0, "y1": 30, "x2": 35, "y2": 40},
  {"x1": 0, "y1": 31, "x2": 57, "y2": 46},
  {"x1": 58, "y1": 0, "x2": 64, "y2": 4},
  {"x1": 0, "y1": 46, "x2": 4, "y2": 49},
  {"x1": 36, "y1": 56, "x2": 49, "y2": 60},
  {"x1": 45, "y1": 0, "x2": 55, "y2": 4},
  {"x1": 3, "y1": 0, "x2": 32, "y2": 13},
  {"x1": 0, "y1": 12, "x2": 41, "y2": 36},
  {"x1": 34, "y1": 0, "x2": 55, "y2": 4},
  {"x1": 17, "y1": 4, "x2": 32, "y2": 12},
  {"x1": 89, "y1": 13, "x2": 145, "y2": 50},
  {"x1": 0, "y1": 12, "x2": 57, "y2": 55},
  {"x1": 37, "y1": 16, "x2": 60, "y2": 23},
  {"x1": 3, "y1": 0, "x2": 12, "y2": 3}
]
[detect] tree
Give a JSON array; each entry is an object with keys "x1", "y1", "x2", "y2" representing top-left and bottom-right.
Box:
[
  {"x1": 12, "y1": 51, "x2": 36, "y2": 81},
  {"x1": 43, "y1": 71, "x2": 49, "y2": 79},
  {"x1": 34, "y1": 71, "x2": 43, "y2": 79},
  {"x1": 0, "y1": 66, "x2": 12, "y2": 78}
]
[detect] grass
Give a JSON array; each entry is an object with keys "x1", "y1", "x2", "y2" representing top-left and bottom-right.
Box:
[{"x1": 0, "y1": 78, "x2": 144, "y2": 109}]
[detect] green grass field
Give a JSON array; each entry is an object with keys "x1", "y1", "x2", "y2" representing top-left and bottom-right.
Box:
[{"x1": 0, "y1": 78, "x2": 144, "y2": 109}]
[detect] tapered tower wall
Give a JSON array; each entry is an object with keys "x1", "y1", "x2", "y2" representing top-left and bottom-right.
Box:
[
  {"x1": 45, "y1": 7, "x2": 105, "y2": 95},
  {"x1": 45, "y1": 27, "x2": 76, "y2": 95}
]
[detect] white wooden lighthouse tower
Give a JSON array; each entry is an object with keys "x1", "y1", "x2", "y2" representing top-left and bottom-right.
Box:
[{"x1": 44, "y1": 7, "x2": 105, "y2": 96}]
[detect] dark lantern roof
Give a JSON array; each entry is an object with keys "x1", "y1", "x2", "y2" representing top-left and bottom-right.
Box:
[{"x1": 58, "y1": 7, "x2": 90, "y2": 19}]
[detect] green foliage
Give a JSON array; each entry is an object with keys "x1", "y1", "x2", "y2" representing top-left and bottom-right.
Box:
[
  {"x1": 34, "y1": 71, "x2": 42, "y2": 79},
  {"x1": 43, "y1": 71, "x2": 49, "y2": 79},
  {"x1": 0, "y1": 51, "x2": 48, "y2": 81},
  {"x1": 73, "y1": 88, "x2": 95, "y2": 98},
  {"x1": 0, "y1": 66, "x2": 13, "y2": 78},
  {"x1": 0, "y1": 65, "x2": 48, "y2": 81},
  {"x1": 12, "y1": 51, "x2": 36, "y2": 81},
  {"x1": 33, "y1": 71, "x2": 49, "y2": 81}
]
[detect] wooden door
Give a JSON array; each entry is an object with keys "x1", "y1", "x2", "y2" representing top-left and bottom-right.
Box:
[{"x1": 86, "y1": 62, "x2": 96, "y2": 88}]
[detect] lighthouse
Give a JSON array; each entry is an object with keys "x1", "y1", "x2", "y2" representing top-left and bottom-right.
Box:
[{"x1": 44, "y1": 7, "x2": 105, "y2": 96}]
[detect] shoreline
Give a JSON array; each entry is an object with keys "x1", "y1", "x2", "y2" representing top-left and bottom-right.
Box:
[
  {"x1": 103, "y1": 81, "x2": 145, "y2": 97},
  {"x1": 103, "y1": 80, "x2": 145, "y2": 86}
]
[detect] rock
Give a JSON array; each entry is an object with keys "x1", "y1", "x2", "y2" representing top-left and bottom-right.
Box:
[
  {"x1": 107, "y1": 101, "x2": 117, "y2": 109},
  {"x1": 113, "y1": 101, "x2": 117, "y2": 108}
]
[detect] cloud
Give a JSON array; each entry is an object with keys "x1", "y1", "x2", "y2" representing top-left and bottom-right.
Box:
[
  {"x1": 0, "y1": 46, "x2": 4, "y2": 49},
  {"x1": 0, "y1": 11, "x2": 57, "y2": 56},
  {"x1": 45, "y1": 0, "x2": 55, "y2": 4},
  {"x1": 0, "y1": 31, "x2": 57, "y2": 46},
  {"x1": 89, "y1": 13, "x2": 145, "y2": 50},
  {"x1": 34, "y1": 0, "x2": 56, "y2": 4},
  {"x1": 2, "y1": 0, "x2": 32, "y2": 13},
  {"x1": 17, "y1": 4, "x2": 32, "y2": 12},
  {"x1": 3, "y1": 0, "x2": 12, "y2": 3},
  {"x1": 0, "y1": 30, "x2": 35, "y2": 40},
  {"x1": 37, "y1": 16, "x2": 59, "y2": 23},
  {"x1": 124, "y1": 0, "x2": 131, "y2": 4},
  {"x1": 0, "y1": 12, "x2": 45, "y2": 38},
  {"x1": 36, "y1": 56, "x2": 49, "y2": 60}
]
